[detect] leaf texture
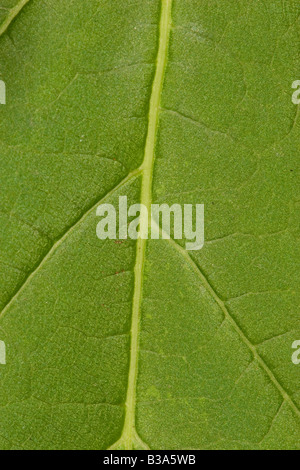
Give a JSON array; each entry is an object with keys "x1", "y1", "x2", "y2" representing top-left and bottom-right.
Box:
[{"x1": 0, "y1": 0, "x2": 299, "y2": 450}]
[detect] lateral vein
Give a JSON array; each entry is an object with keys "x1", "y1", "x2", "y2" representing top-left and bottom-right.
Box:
[
  {"x1": 0, "y1": 0, "x2": 31, "y2": 38},
  {"x1": 163, "y1": 234, "x2": 300, "y2": 421},
  {"x1": 0, "y1": 169, "x2": 141, "y2": 321},
  {"x1": 112, "y1": 0, "x2": 173, "y2": 450}
]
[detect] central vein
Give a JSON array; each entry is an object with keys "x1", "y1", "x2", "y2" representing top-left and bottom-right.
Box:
[{"x1": 111, "y1": 0, "x2": 173, "y2": 450}]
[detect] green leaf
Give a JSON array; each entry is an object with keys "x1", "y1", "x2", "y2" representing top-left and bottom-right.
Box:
[{"x1": 0, "y1": 0, "x2": 299, "y2": 450}]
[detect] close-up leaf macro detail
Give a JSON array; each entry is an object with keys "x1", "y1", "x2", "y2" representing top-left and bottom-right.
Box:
[{"x1": 0, "y1": 0, "x2": 299, "y2": 450}]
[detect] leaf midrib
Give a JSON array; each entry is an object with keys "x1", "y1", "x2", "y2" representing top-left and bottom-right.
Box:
[{"x1": 110, "y1": 0, "x2": 173, "y2": 450}]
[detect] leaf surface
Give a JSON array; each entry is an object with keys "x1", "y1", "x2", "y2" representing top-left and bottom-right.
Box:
[{"x1": 0, "y1": 0, "x2": 299, "y2": 450}]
